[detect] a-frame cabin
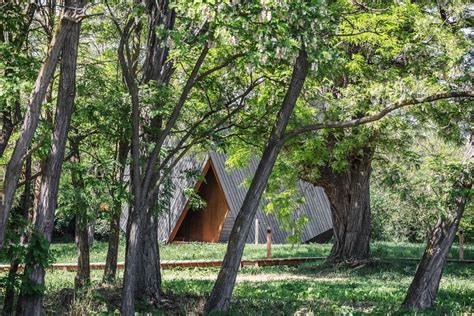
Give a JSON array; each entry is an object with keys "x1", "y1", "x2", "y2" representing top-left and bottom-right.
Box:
[
  {"x1": 171, "y1": 159, "x2": 229, "y2": 242},
  {"x1": 157, "y1": 152, "x2": 333, "y2": 244}
]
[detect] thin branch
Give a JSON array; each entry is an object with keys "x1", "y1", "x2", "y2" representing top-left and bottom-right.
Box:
[
  {"x1": 140, "y1": 43, "x2": 210, "y2": 197},
  {"x1": 195, "y1": 52, "x2": 246, "y2": 83}
]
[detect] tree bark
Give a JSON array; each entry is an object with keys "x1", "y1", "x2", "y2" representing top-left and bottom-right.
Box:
[
  {"x1": 135, "y1": 214, "x2": 162, "y2": 305},
  {"x1": 75, "y1": 215, "x2": 90, "y2": 289},
  {"x1": 328, "y1": 155, "x2": 372, "y2": 263},
  {"x1": 16, "y1": 2, "x2": 84, "y2": 313},
  {"x1": 71, "y1": 141, "x2": 90, "y2": 290},
  {"x1": 307, "y1": 145, "x2": 373, "y2": 263},
  {"x1": 103, "y1": 208, "x2": 121, "y2": 283},
  {"x1": 0, "y1": 5, "x2": 76, "y2": 249},
  {"x1": 402, "y1": 136, "x2": 472, "y2": 310},
  {"x1": 120, "y1": 48, "x2": 143, "y2": 316},
  {"x1": 204, "y1": 47, "x2": 309, "y2": 314}
]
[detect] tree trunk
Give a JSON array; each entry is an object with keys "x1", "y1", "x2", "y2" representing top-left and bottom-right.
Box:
[
  {"x1": 402, "y1": 136, "x2": 472, "y2": 310},
  {"x1": 0, "y1": 4, "x2": 76, "y2": 249},
  {"x1": 103, "y1": 139, "x2": 128, "y2": 283},
  {"x1": 103, "y1": 209, "x2": 121, "y2": 283},
  {"x1": 135, "y1": 214, "x2": 162, "y2": 305},
  {"x1": 120, "y1": 201, "x2": 144, "y2": 315},
  {"x1": 3, "y1": 156, "x2": 32, "y2": 315},
  {"x1": 120, "y1": 64, "x2": 143, "y2": 316},
  {"x1": 204, "y1": 48, "x2": 309, "y2": 314},
  {"x1": 299, "y1": 141, "x2": 373, "y2": 263},
  {"x1": 326, "y1": 149, "x2": 373, "y2": 263},
  {"x1": 0, "y1": 110, "x2": 14, "y2": 157},
  {"x1": 75, "y1": 213, "x2": 90, "y2": 289},
  {"x1": 71, "y1": 142, "x2": 90, "y2": 290},
  {"x1": 16, "y1": 3, "x2": 83, "y2": 313},
  {"x1": 87, "y1": 217, "x2": 95, "y2": 247}
]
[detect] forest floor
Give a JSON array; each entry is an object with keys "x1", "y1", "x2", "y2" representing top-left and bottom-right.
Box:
[{"x1": 0, "y1": 241, "x2": 472, "y2": 314}]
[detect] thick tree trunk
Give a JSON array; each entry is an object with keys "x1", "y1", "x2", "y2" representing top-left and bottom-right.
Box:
[
  {"x1": 0, "y1": 5, "x2": 76, "y2": 249},
  {"x1": 135, "y1": 214, "x2": 162, "y2": 305},
  {"x1": 16, "y1": 4, "x2": 83, "y2": 313},
  {"x1": 204, "y1": 48, "x2": 309, "y2": 314},
  {"x1": 326, "y1": 149, "x2": 373, "y2": 263},
  {"x1": 71, "y1": 142, "x2": 90, "y2": 290},
  {"x1": 299, "y1": 143, "x2": 373, "y2": 263},
  {"x1": 402, "y1": 136, "x2": 472, "y2": 310},
  {"x1": 121, "y1": 201, "x2": 144, "y2": 315}
]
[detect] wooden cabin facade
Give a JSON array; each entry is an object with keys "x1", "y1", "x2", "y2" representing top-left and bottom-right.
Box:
[{"x1": 155, "y1": 152, "x2": 333, "y2": 244}]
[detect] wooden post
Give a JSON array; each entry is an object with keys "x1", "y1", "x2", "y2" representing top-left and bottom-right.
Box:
[
  {"x1": 459, "y1": 229, "x2": 464, "y2": 261},
  {"x1": 266, "y1": 226, "x2": 271, "y2": 259},
  {"x1": 255, "y1": 219, "x2": 259, "y2": 244}
]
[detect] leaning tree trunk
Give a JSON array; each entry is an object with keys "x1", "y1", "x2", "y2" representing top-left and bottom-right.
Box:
[
  {"x1": 0, "y1": 7, "x2": 77, "y2": 249},
  {"x1": 402, "y1": 136, "x2": 473, "y2": 310},
  {"x1": 16, "y1": 3, "x2": 83, "y2": 313},
  {"x1": 204, "y1": 48, "x2": 309, "y2": 314}
]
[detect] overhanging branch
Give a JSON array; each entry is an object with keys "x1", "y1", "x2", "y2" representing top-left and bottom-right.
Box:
[{"x1": 282, "y1": 91, "x2": 474, "y2": 143}]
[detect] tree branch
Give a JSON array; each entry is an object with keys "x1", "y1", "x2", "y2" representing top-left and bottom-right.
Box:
[
  {"x1": 195, "y1": 52, "x2": 246, "y2": 83},
  {"x1": 282, "y1": 91, "x2": 474, "y2": 143}
]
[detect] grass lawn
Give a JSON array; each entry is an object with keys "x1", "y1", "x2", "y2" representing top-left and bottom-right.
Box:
[
  {"x1": 3, "y1": 239, "x2": 470, "y2": 264},
  {"x1": 0, "y1": 241, "x2": 472, "y2": 314}
]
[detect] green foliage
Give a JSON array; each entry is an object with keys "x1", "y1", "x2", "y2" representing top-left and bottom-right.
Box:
[
  {"x1": 372, "y1": 128, "x2": 472, "y2": 242},
  {"x1": 17, "y1": 231, "x2": 55, "y2": 296}
]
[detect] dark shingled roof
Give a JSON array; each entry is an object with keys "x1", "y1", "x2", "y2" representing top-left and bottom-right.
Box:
[{"x1": 156, "y1": 152, "x2": 333, "y2": 244}]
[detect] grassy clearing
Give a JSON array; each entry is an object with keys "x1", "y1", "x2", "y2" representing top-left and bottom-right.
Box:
[
  {"x1": 0, "y1": 241, "x2": 472, "y2": 314},
  {"x1": 2, "y1": 239, "x2": 470, "y2": 264},
  {"x1": 1, "y1": 259, "x2": 471, "y2": 314}
]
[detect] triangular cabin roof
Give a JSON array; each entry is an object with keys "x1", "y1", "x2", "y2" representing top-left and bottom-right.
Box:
[{"x1": 156, "y1": 152, "x2": 333, "y2": 244}]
